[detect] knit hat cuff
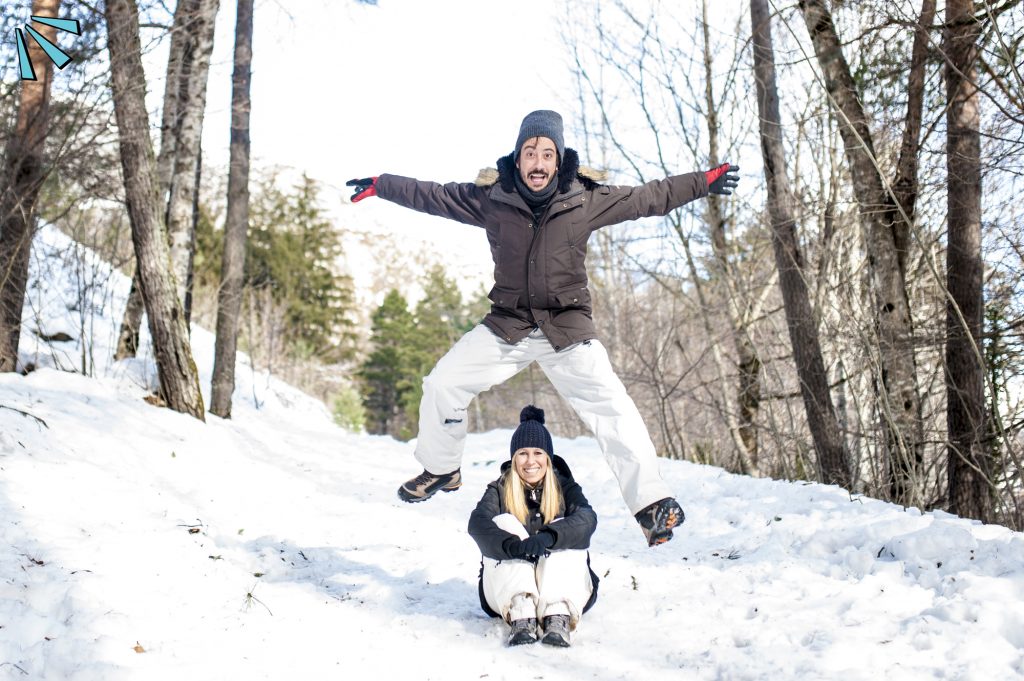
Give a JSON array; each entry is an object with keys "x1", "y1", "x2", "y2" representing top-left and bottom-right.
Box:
[{"x1": 515, "y1": 110, "x2": 565, "y2": 162}]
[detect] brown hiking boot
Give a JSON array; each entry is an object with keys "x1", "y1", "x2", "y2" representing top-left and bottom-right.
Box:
[
  {"x1": 507, "y1": 618, "x2": 539, "y2": 646},
  {"x1": 635, "y1": 497, "x2": 684, "y2": 546},
  {"x1": 540, "y1": 614, "x2": 571, "y2": 647},
  {"x1": 397, "y1": 468, "x2": 462, "y2": 503}
]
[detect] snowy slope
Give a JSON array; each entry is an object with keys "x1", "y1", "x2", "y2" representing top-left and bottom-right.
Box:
[{"x1": 1, "y1": 226, "x2": 1023, "y2": 681}]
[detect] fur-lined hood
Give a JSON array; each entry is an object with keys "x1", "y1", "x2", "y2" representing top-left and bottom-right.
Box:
[{"x1": 474, "y1": 148, "x2": 608, "y2": 193}]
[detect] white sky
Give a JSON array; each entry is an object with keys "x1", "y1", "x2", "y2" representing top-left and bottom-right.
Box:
[
  {"x1": 202, "y1": 0, "x2": 573, "y2": 181},
  {"x1": 195, "y1": 0, "x2": 576, "y2": 293}
]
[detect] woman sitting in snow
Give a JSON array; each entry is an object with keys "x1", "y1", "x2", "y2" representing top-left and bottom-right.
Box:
[{"x1": 467, "y1": 405, "x2": 599, "y2": 647}]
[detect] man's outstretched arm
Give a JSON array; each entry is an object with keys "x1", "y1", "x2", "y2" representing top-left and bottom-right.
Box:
[
  {"x1": 588, "y1": 162, "x2": 742, "y2": 229},
  {"x1": 346, "y1": 174, "x2": 488, "y2": 227}
]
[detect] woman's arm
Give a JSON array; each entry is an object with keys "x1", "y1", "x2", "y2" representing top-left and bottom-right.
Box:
[
  {"x1": 467, "y1": 482, "x2": 520, "y2": 560},
  {"x1": 546, "y1": 480, "x2": 598, "y2": 550}
]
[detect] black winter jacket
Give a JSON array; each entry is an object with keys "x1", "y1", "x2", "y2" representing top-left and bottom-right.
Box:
[{"x1": 467, "y1": 455, "x2": 599, "y2": 617}]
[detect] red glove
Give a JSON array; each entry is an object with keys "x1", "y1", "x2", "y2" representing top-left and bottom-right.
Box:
[
  {"x1": 346, "y1": 177, "x2": 378, "y2": 202},
  {"x1": 705, "y1": 163, "x2": 739, "y2": 195}
]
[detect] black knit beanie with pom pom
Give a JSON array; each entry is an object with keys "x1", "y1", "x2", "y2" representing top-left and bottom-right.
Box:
[{"x1": 509, "y1": 405, "x2": 554, "y2": 457}]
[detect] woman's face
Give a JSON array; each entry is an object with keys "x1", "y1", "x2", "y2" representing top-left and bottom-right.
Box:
[{"x1": 513, "y1": 447, "x2": 549, "y2": 486}]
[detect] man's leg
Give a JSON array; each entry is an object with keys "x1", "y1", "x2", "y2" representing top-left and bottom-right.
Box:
[
  {"x1": 538, "y1": 339, "x2": 677, "y2": 513},
  {"x1": 399, "y1": 325, "x2": 532, "y2": 501}
]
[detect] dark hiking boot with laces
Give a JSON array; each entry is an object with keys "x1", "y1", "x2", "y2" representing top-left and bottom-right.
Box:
[
  {"x1": 397, "y1": 468, "x2": 462, "y2": 503},
  {"x1": 507, "y1": 618, "x2": 538, "y2": 646},
  {"x1": 635, "y1": 497, "x2": 685, "y2": 546},
  {"x1": 540, "y1": 614, "x2": 571, "y2": 647}
]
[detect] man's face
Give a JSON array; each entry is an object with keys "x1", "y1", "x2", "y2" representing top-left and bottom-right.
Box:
[{"x1": 516, "y1": 136, "x2": 558, "y2": 191}]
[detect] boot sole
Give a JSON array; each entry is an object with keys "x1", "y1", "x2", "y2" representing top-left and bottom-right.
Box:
[
  {"x1": 397, "y1": 483, "x2": 462, "y2": 503},
  {"x1": 541, "y1": 632, "x2": 570, "y2": 647},
  {"x1": 647, "y1": 507, "x2": 682, "y2": 546},
  {"x1": 508, "y1": 633, "x2": 538, "y2": 646}
]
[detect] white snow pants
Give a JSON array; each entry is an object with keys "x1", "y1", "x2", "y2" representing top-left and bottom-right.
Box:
[
  {"x1": 481, "y1": 514, "x2": 593, "y2": 628},
  {"x1": 414, "y1": 324, "x2": 673, "y2": 514}
]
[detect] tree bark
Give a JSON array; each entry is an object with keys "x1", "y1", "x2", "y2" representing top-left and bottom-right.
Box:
[
  {"x1": 0, "y1": 0, "x2": 60, "y2": 372},
  {"x1": 798, "y1": 0, "x2": 924, "y2": 504},
  {"x1": 113, "y1": 273, "x2": 145, "y2": 360},
  {"x1": 210, "y1": 0, "x2": 254, "y2": 418},
  {"x1": 945, "y1": 0, "x2": 991, "y2": 522},
  {"x1": 156, "y1": 0, "x2": 198, "y2": 194},
  {"x1": 105, "y1": 0, "x2": 205, "y2": 420},
  {"x1": 165, "y1": 0, "x2": 219, "y2": 308},
  {"x1": 702, "y1": 0, "x2": 762, "y2": 468},
  {"x1": 750, "y1": 0, "x2": 851, "y2": 487},
  {"x1": 889, "y1": 0, "x2": 937, "y2": 280},
  {"x1": 114, "y1": 0, "x2": 219, "y2": 358},
  {"x1": 185, "y1": 141, "x2": 202, "y2": 325},
  {"x1": 115, "y1": 0, "x2": 195, "y2": 361}
]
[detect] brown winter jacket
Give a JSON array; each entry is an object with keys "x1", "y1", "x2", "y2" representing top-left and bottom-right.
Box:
[{"x1": 375, "y1": 149, "x2": 709, "y2": 351}]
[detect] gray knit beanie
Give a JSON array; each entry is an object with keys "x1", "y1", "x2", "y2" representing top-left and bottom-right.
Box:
[
  {"x1": 514, "y1": 110, "x2": 565, "y2": 162},
  {"x1": 510, "y1": 405, "x2": 554, "y2": 457}
]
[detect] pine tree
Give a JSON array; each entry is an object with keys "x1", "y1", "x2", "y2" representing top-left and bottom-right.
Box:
[
  {"x1": 415, "y1": 265, "x2": 473, "y2": 342},
  {"x1": 244, "y1": 173, "x2": 355, "y2": 363},
  {"x1": 359, "y1": 289, "x2": 420, "y2": 439},
  {"x1": 399, "y1": 266, "x2": 477, "y2": 432}
]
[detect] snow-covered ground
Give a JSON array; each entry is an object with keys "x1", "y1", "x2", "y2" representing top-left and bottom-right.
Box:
[{"x1": 2, "y1": 225, "x2": 1024, "y2": 680}]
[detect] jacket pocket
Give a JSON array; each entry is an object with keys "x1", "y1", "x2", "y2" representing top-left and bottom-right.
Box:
[
  {"x1": 552, "y1": 286, "x2": 591, "y2": 310},
  {"x1": 487, "y1": 285, "x2": 520, "y2": 312}
]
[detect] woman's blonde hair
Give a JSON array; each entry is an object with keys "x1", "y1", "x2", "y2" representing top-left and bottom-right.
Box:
[{"x1": 502, "y1": 451, "x2": 564, "y2": 526}]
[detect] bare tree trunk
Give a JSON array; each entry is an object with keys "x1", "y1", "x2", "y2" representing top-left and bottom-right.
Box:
[
  {"x1": 0, "y1": 0, "x2": 60, "y2": 373},
  {"x1": 184, "y1": 141, "x2": 202, "y2": 325},
  {"x1": 945, "y1": 0, "x2": 991, "y2": 522},
  {"x1": 113, "y1": 273, "x2": 145, "y2": 359},
  {"x1": 889, "y1": 0, "x2": 937, "y2": 279},
  {"x1": 798, "y1": 0, "x2": 923, "y2": 503},
  {"x1": 701, "y1": 0, "x2": 762, "y2": 468},
  {"x1": 105, "y1": 0, "x2": 205, "y2": 420},
  {"x1": 674, "y1": 221, "x2": 756, "y2": 474},
  {"x1": 750, "y1": 0, "x2": 851, "y2": 487},
  {"x1": 114, "y1": 0, "x2": 218, "y2": 359},
  {"x1": 166, "y1": 0, "x2": 219, "y2": 308},
  {"x1": 156, "y1": 0, "x2": 197, "y2": 194},
  {"x1": 210, "y1": 0, "x2": 254, "y2": 418},
  {"x1": 115, "y1": 0, "x2": 194, "y2": 361}
]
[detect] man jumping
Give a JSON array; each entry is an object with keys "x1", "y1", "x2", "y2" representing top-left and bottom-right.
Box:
[{"x1": 347, "y1": 110, "x2": 739, "y2": 546}]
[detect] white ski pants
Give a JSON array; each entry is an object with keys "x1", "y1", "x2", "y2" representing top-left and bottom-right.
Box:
[
  {"x1": 481, "y1": 514, "x2": 593, "y2": 628},
  {"x1": 414, "y1": 324, "x2": 673, "y2": 514}
]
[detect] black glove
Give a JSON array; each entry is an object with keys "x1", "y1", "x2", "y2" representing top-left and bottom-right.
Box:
[
  {"x1": 706, "y1": 163, "x2": 739, "y2": 195},
  {"x1": 503, "y1": 537, "x2": 528, "y2": 560},
  {"x1": 346, "y1": 177, "x2": 378, "y2": 202},
  {"x1": 520, "y1": 531, "x2": 555, "y2": 559}
]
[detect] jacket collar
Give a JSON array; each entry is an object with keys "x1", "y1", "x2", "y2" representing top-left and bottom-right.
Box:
[
  {"x1": 496, "y1": 148, "x2": 584, "y2": 194},
  {"x1": 475, "y1": 148, "x2": 607, "y2": 202}
]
